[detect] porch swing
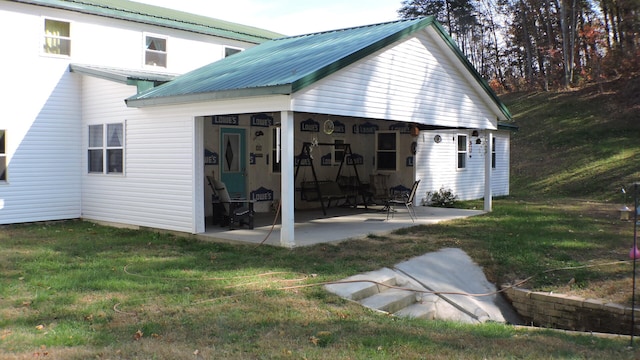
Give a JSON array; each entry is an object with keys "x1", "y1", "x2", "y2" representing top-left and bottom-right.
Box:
[{"x1": 294, "y1": 141, "x2": 367, "y2": 215}]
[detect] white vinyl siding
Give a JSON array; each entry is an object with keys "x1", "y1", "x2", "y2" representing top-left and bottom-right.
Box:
[
  {"x1": 293, "y1": 31, "x2": 498, "y2": 130},
  {"x1": 415, "y1": 130, "x2": 510, "y2": 203},
  {"x1": 491, "y1": 132, "x2": 510, "y2": 196},
  {"x1": 0, "y1": 65, "x2": 82, "y2": 224},
  {"x1": 81, "y1": 76, "x2": 195, "y2": 232}
]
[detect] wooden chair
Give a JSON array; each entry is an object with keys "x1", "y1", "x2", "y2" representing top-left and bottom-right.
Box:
[
  {"x1": 206, "y1": 176, "x2": 254, "y2": 229},
  {"x1": 386, "y1": 180, "x2": 420, "y2": 222}
]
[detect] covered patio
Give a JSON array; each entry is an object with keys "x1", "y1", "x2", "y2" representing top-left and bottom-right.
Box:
[{"x1": 198, "y1": 206, "x2": 484, "y2": 247}]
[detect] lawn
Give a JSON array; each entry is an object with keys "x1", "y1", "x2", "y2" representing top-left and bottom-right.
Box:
[{"x1": 1, "y1": 196, "x2": 638, "y2": 359}]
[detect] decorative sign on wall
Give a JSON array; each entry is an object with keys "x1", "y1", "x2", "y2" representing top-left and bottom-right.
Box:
[
  {"x1": 321, "y1": 153, "x2": 332, "y2": 166},
  {"x1": 250, "y1": 153, "x2": 256, "y2": 165},
  {"x1": 251, "y1": 113, "x2": 273, "y2": 127},
  {"x1": 389, "y1": 122, "x2": 412, "y2": 134},
  {"x1": 406, "y1": 156, "x2": 414, "y2": 167},
  {"x1": 300, "y1": 118, "x2": 320, "y2": 132},
  {"x1": 352, "y1": 122, "x2": 378, "y2": 134},
  {"x1": 346, "y1": 153, "x2": 364, "y2": 165},
  {"x1": 212, "y1": 115, "x2": 239, "y2": 125},
  {"x1": 251, "y1": 187, "x2": 274, "y2": 202},
  {"x1": 333, "y1": 120, "x2": 346, "y2": 134},
  {"x1": 391, "y1": 184, "x2": 410, "y2": 194},
  {"x1": 204, "y1": 149, "x2": 218, "y2": 165},
  {"x1": 295, "y1": 154, "x2": 311, "y2": 166}
]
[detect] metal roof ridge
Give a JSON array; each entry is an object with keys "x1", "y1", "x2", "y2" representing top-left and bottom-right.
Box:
[{"x1": 278, "y1": 17, "x2": 426, "y2": 41}]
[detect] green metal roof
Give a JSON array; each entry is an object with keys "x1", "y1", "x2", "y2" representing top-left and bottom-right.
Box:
[
  {"x1": 69, "y1": 63, "x2": 178, "y2": 83},
  {"x1": 126, "y1": 17, "x2": 511, "y2": 121},
  {"x1": 12, "y1": 0, "x2": 282, "y2": 43}
]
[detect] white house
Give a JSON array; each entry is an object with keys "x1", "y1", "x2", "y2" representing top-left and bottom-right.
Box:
[
  {"x1": 0, "y1": 0, "x2": 515, "y2": 247},
  {"x1": 0, "y1": 0, "x2": 280, "y2": 225}
]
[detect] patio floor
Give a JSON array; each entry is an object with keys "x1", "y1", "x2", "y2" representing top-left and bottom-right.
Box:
[{"x1": 198, "y1": 205, "x2": 485, "y2": 247}]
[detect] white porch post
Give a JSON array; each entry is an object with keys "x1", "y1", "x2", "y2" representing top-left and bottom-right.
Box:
[
  {"x1": 280, "y1": 111, "x2": 296, "y2": 248},
  {"x1": 484, "y1": 131, "x2": 493, "y2": 212}
]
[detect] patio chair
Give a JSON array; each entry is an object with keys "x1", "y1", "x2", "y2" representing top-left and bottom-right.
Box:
[
  {"x1": 206, "y1": 176, "x2": 254, "y2": 229},
  {"x1": 369, "y1": 173, "x2": 390, "y2": 205},
  {"x1": 386, "y1": 180, "x2": 420, "y2": 222}
]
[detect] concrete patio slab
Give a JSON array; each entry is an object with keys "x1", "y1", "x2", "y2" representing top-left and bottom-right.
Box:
[{"x1": 197, "y1": 206, "x2": 485, "y2": 247}]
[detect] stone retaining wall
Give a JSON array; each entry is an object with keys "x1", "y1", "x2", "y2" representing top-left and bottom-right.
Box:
[{"x1": 502, "y1": 286, "x2": 640, "y2": 335}]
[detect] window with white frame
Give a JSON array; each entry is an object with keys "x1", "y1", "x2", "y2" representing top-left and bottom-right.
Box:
[
  {"x1": 271, "y1": 127, "x2": 281, "y2": 173},
  {"x1": 376, "y1": 131, "x2": 398, "y2": 171},
  {"x1": 224, "y1": 46, "x2": 242, "y2": 57},
  {"x1": 145, "y1": 35, "x2": 167, "y2": 67},
  {"x1": 457, "y1": 134, "x2": 468, "y2": 169},
  {"x1": 88, "y1": 124, "x2": 124, "y2": 174},
  {"x1": 0, "y1": 130, "x2": 6, "y2": 181},
  {"x1": 492, "y1": 137, "x2": 496, "y2": 169},
  {"x1": 43, "y1": 19, "x2": 71, "y2": 56}
]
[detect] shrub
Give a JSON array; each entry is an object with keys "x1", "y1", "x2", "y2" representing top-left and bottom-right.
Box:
[{"x1": 426, "y1": 187, "x2": 458, "y2": 208}]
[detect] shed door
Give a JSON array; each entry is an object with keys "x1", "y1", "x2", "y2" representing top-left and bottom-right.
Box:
[{"x1": 220, "y1": 128, "x2": 247, "y2": 199}]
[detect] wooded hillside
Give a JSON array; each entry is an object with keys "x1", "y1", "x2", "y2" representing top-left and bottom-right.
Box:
[{"x1": 399, "y1": 0, "x2": 640, "y2": 92}]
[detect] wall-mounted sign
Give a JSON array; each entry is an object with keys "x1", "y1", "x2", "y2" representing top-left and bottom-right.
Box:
[
  {"x1": 406, "y1": 156, "x2": 414, "y2": 167},
  {"x1": 346, "y1": 153, "x2": 364, "y2": 165},
  {"x1": 300, "y1": 118, "x2": 320, "y2": 132},
  {"x1": 204, "y1": 149, "x2": 218, "y2": 165},
  {"x1": 251, "y1": 113, "x2": 273, "y2": 127},
  {"x1": 333, "y1": 120, "x2": 346, "y2": 134},
  {"x1": 321, "y1": 153, "x2": 332, "y2": 166},
  {"x1": 295, "y1": 154, "x2": 311, "y2": 166},
  {"x1": 251, "y1": 187, "x2": 274, "y2": 202},
  {"x1": 389, "y1": 122, "x2": 412, "y2": 134},
  {"x1": 391, "y1": 184, "x2": 410, "y2": 195},
  {"x1": 250, "y1": 153, "x2": 256, "y2": 165},
  {"x1": 352, "y1": 122, "x2": 378, "y2": 134},
  {"x1": 212, "y1": 115, "x2": 239, "y2": 126}
]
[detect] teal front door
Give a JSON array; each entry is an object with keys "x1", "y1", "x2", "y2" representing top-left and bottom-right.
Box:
[{"x1": 220, "y1": 128, "x2": 247, "y2": 199}]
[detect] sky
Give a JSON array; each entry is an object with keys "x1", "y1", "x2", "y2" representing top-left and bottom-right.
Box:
[{"x1": 138, "y1": 0, "x2": 404, "y2": 36}]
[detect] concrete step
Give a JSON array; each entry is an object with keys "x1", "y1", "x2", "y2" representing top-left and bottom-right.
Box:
[
  {"x1": 324, "y1": 267, "x2": 397, "y2": 301},
  {"x1": 359, "y1": 288, "x2": 417, "y2": 314},
  {"x1": 394, "y1": 303, "x2": 437, "y2": 320}
]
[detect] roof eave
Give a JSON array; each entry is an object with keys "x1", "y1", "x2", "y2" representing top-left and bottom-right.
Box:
[
  {"x1": 125, "y1": 85, "x2": 293, "y2": 108},
  {"x1": 12, "y1": 0, "x2": 280, "y2": 43}
]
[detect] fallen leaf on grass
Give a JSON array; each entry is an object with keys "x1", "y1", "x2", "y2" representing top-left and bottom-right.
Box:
[
  {"x1": 133, "y1": 329, "x2": 143, "y2": 341},
  {"x1": 35, "y1": 325, "x2": 45, "y2": 331}
]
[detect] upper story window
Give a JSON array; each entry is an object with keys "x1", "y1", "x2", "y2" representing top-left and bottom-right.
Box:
[
  {"x1": 457, "y1": 134, "x2": 468, "y2": 169},
  {"x1": 224, "y1": 46, "x2": 243, "y2": 57},
  {"x1": 43, "y1": 19, "x2": 71, "y2": 56},
  {"x1": 145, "y1": 35, "x2": 167, "y2": 67},
  {"x1": 0, "y1": 130, "x2": 6, "y2": 181},
  {"x1": 376, "y1": 131, "x2": 398, "y2": 171},
  {"x1": 89, "y1": 123, "x2": 124, "y2": 174}
]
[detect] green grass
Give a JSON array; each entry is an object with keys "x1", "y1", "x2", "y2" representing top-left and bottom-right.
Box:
[
  {"x1": 0, "y1": 211, "x2": 637, "y2": 359},
  {"x1": 2, "y1": 79, "x2": 640, "y2": 358}
]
